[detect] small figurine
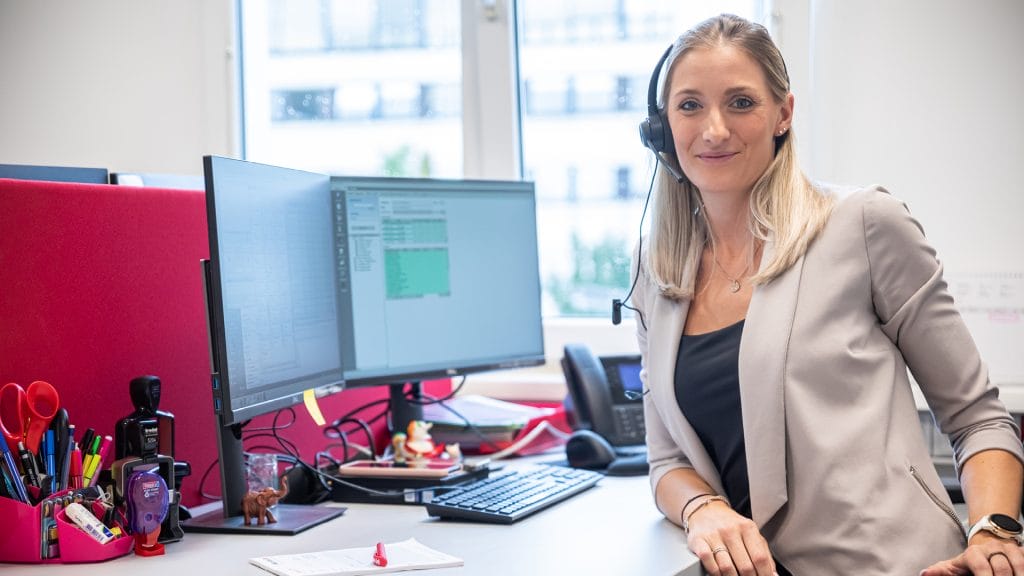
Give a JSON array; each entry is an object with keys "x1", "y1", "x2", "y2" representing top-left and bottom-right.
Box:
[
  {"x1": 444, "y1": 443, "x2": 462, "y2": 460},
  {"x1": 391, "y1": 432, "x2": 408, "y2": 464},
  {"x1": 393, "y1": 420, "x2": 446, "y2": 464},
  {"x1": 241, "y1": 476, "x2": 289, "y2": 526}
]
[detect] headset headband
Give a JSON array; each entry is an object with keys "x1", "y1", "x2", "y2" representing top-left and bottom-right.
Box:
[{"x1": 647, "y1": 44, "x2": 674, "y2": 116}]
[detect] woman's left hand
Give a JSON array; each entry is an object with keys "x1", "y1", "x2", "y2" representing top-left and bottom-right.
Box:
[{"x1": 920, "y1": 534, "x2": 1024, "y2": 576}]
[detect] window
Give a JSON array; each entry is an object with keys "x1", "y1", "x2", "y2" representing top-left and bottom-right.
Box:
[
  {"x1": 516, "y1": 0, "x2": 762, "y2": 316},
  {"x1": 240, "y1": 0, "x2": 762, "y2": 318},
  {"x1": 241, "y1": 0, "x2": 462, "y2": 178}
]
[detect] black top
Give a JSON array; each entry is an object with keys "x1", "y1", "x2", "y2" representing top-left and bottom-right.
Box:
[
  {"x1": 675, "y1": 320, "x2": 793, "y2": 576},
  {"x1": 676, "y1": 320, "x2": 751, "y2": 517}
]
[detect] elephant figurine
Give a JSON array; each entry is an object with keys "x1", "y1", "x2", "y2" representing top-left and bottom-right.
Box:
[{"x1": 241, "y1": 476, "x2": 289, "y2": 526}]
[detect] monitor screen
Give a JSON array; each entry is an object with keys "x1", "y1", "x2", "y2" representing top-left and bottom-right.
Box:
[
  {"x1": 204, "y1": 156, "x2": 344, "y2": 426},
  {"x1": 331, "y1": 176, "x2": 545, "y2": 386},
  {"x1": 191, "y1": 155, "x2": 346, "y2": 534}
]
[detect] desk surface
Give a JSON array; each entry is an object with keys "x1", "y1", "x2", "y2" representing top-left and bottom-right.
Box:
[{"x1": 7, "y1": 461, "x2": 703, "y2": 575}]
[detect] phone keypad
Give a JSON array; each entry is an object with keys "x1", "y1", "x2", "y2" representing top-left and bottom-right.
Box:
[{"x1": 613, "y1": 405, "x2": 646, "y2": 444}]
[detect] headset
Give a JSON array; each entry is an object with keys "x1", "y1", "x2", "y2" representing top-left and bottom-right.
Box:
[
  {"x1": 612, "y1": 43, "x2": 685, "y2": 327},
  {"x1": 638, "y1": 43, "x2": 686, "y2": 184}
]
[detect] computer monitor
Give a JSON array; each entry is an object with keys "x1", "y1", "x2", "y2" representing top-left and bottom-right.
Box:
[
  {"x1": 330, "y1": 176, "x2": 545, "y2": 427},
  {"x1": 186, "y1": 157, "x2": 545, "y2": 535},
  {"x1": 0, "y1": 163, "x2": 108, "y2": 184},
  {"x1": 185, "y1": 156, "x2": 346, "y2": 534}
]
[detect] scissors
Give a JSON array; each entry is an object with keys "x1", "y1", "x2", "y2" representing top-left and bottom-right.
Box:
[{"x1": 1, "y1": 380, "x2": 60, "y2": 455}]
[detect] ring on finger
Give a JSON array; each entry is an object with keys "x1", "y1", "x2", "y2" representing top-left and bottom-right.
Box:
[
  {"x1": 988, "y1": 550, "x2": 1009, "y2": 562},
  {"x1": 711, "y1": 546, "x2": 729, "y2": 555}
]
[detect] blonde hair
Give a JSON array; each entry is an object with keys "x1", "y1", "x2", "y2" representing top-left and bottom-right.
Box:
[{"x1": 647, "y1": 14, "x2": 834, "y2": 299}]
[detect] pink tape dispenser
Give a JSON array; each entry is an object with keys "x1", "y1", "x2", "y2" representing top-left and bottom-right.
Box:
[{"x1": 125, "y1": 470, "x2": 170, "y2": 557}]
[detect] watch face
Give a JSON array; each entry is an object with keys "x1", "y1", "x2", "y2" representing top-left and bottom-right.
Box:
[{"x1": 990, "y1": 513, "x2": 1023, "y2": 533}]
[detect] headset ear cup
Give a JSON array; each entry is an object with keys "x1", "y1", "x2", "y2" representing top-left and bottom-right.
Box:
[
  {"x1": 638, "y1": 117, "x2": 656, "y2": 150},
  {"x1": 640, "y1": 110, "x2": 675, "y2": 157}
]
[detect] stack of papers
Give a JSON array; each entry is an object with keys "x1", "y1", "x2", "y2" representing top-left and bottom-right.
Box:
[
  {"x1": 250, "y1": 538, "x2": 463, "y2": 576},
  {"x1": 422, "y1": 395, "x2": 556, "y2": 450}
]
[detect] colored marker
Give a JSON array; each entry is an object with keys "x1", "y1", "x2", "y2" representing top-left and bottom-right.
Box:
[
  {"x1": 81, "y1": 435, "x2": 102, "y2": 485},
  {"x1": 87, "y1": 436, "x2": 113, "y2": 487},
  {"x1": 44, "y1": 430, "x2": 56, "y2": 493},
  {"x1": 69, "y1": 445, "x2": 83, "y2": 490}
]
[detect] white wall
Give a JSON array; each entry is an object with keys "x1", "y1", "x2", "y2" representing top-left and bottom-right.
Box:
[
  {"x1": 802, "y1": 0, "x2": 1024, "y2": 275},
  {"x1": 0, "y1": 0, "x2": 236, "y2": 175}
]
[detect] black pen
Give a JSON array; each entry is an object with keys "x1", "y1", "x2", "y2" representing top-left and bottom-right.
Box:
[
  {"x1": 78, "y1": 428, "x2": 95, "y2": 467},
  {"x1": 48, "y1": 409, "x2": 69, "y2": 491},
  {"x1": 17, "y1": 441, "x2": 41, "y2": 489},
  {"x1": 58, "y1": 425, "x2": 75, "y2": 491}
]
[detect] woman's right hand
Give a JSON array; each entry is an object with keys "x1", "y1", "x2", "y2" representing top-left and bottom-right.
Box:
[{"x1": 685, "y1": 500, "x2": 778, "y2": 576}]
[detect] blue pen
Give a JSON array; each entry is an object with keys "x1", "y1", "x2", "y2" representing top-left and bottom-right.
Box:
[
  {"x1": 0, "y1": 439, "x2": 30, "y2": 503},
  {"x1": 44, "y1": 430, "x2": 56, "y2": 493}
]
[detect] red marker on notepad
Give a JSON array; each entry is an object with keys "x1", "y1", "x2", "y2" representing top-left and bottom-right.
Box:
[{"x1": 373, "y1": 542, "x2": 387, "y2": 567}]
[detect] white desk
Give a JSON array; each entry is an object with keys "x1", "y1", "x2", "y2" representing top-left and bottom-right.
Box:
[{"x1": 7, "y1": 463, "x2": 704, "y2": 575}]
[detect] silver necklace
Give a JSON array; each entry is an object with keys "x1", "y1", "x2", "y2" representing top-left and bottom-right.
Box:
[{"x1": 711, "y1": 254, "x2": 750, "y2": 293}]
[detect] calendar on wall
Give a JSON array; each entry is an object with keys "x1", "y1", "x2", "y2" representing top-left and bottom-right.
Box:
[{"x1": 948, "y1": 273, "x2": 1024, "y2": 387}]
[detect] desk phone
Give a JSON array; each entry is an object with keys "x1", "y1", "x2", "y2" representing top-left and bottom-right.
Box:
[{"x1": 561, "y1": 345, "x2": 645, "y2": 448}]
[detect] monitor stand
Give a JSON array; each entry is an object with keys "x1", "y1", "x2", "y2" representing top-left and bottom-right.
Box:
[
  {"x1": 182, "y1": 503, "x2": 344, "y2": 535},
  {"x1": 182, "y1": 419, "x2": 344, "y2": 535},
  {"x1": 388, "y1": 381, "x2": 425, "y2": 436}
]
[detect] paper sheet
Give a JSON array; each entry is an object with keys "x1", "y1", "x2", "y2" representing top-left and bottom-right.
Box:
[{"x1": 249, "y1": 537, "x2": 463, "y2": 576}]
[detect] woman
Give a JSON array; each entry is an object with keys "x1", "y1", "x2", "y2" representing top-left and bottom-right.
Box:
[{"x1": 632, "y1": 13, "x2": 1024, "y2": 576}]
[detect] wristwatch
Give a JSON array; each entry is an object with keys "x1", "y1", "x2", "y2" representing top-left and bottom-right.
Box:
[{"x1": 967, "y1": 513, "x2": 1023, "y2": 544}]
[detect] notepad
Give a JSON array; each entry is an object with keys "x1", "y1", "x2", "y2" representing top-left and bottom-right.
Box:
[{"x1": 249, "y1": 538, "x2": 464, "y2": 576}]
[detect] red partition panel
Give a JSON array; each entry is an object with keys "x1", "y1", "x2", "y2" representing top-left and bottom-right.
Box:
[{"x1": 0, "y1": 179, "x2": 449, "y2": 507}]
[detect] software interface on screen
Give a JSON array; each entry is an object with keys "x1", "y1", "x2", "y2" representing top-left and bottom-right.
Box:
[
  {"x1": 209, "y1": 158, "x2": 343, "y2": 417},
  {"x1": 211, "y1": 160, "x2": 544, "y2": 423},
  {"x1": 332, "y1": 179, "x2": 544, "y2": 384}
]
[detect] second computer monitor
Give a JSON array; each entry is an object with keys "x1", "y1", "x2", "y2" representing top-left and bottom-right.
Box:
[{"x1": 331, "y1": 177, "x2": 545, "y2": 387}]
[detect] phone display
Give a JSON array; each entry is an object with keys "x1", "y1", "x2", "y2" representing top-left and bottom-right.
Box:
[{"x1": 605, "y1": 358, "x2": 643, "y2": 403}]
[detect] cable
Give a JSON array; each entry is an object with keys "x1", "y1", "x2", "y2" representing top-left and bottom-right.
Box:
[
  {"x1": 612, "y1": 164, "x2": 657, "y2": 331},
  {"x1": 329, "y1": 397, "x2": 391, "y2": 429},
  {"x1": 428, "y1": 399, "x2": 507, "y2": 453},
  {"x1": 324, "y1": 417, "x2": 377, "y2": 461},
  {"x1": 467, "y1": 420, "x2": 571, "y2": 463},
  {"x1": 401, "y1": 375, "x2": 468, "y2": 406}
]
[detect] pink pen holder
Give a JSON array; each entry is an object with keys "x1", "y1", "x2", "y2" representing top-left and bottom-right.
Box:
[{"x1": 0, "y1": 491, "x2": 133, "y2": 564}]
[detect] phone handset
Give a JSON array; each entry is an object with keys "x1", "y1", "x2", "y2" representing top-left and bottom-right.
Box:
[{"x1": 561, "y1": 344, "x2": 619, "y2": 440}]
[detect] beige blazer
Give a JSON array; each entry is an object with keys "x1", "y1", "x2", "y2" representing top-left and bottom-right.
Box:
[{"x1": 634, "y1": 186, "x2": 1024, "y2": 575}]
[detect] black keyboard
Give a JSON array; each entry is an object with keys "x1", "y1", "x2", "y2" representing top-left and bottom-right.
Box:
[{"x1": 425, "y1": 464, "x2": 602, "y2": 524}]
